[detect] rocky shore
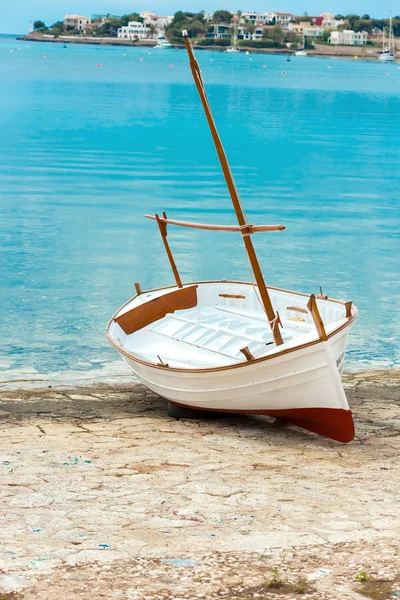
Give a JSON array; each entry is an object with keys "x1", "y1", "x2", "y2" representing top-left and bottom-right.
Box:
[
  {"x1": 18, "y1": 33, "x2": 386, "y2": 60},
  {"x1": 0, "y1": 370, "x2": 399, "y2": 598}
]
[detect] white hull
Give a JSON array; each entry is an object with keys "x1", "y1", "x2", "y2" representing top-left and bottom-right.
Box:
[
  {"x1": 295, "y1": 50, "x2": 308, "y2": 56},
  {"x1": 107, "y1": 281, "x2": 357, "y2": 442},
  {"x1": 379, "y1": 53, "x2": 395, "y2": 62},
  {"x1": 226, "y1": 47, "x2": 240, "y2": 53}
]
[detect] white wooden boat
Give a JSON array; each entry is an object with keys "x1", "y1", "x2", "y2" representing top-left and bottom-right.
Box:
[{"x1": 106, "y1": 31, "x2": 358, "y2": 443}]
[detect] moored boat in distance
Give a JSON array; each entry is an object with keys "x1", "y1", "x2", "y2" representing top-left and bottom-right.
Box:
[
  {"x1": 106, "y1": 30, "x2": 358, "y2": 443},
  {"x1": 295, "y1": 34, "x2": 308, "y2": 56},
  {"x1": 226, "y1": 19, "x2": 240, "y2": 53},
  {"x1": 379, "y1": 15, "x2": 395, "y2": 62},
  {"x1": 153, "y1": 38, "x2": 172, "y2": 49}
]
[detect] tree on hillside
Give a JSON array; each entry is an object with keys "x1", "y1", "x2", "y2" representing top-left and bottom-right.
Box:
[
  {"x1": 353, "y1": 19, "x2": 372, "y2": 33},
  {"x1": 212, "y1": 10, "x2": 232, "y2": 23},
  {"x1": 50, "y1": 21, "x2": 64, "y2": 33},
  {"x1": 335, "y1": 14, "x2": 345, "y2": 19},
  {"x1": 242, "y1": 18, "x2": 255, "y2": 34},
  {"x1": 33, "y1": 20, "x2": 46, "y2": 30},
  {"x1": 361, "y1": 14, "x2": 371, "y2": 20},
  {"x1": 270, "y1": 25, "x2": 284, "y2": 43},
  {"x1": 165, "y1": 11, "x2": 207, "y2": 40},
  {"x1": 345, "y1": 14, "x2": 360, "y2": 29},
  {"x1": 119, "y1": 13, "x2": 143, "y2": 26}
]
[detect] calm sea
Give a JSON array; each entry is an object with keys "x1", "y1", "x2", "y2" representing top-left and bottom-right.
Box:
[{"x1": 0, "y1": 34, "x2": 399, "y2": 378}]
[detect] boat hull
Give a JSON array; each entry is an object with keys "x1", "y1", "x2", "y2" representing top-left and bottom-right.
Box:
[{"x1": 119, "y1": 324, "x2": 354, "y2": 443}]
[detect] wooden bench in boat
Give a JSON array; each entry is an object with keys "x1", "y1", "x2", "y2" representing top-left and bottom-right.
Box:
[{"x1": 115, "y1": 285, "x2": 198, "y2": 335}]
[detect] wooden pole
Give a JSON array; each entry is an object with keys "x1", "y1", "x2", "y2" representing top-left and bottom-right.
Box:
[
  {"x1": 144, "y1": 214, "x2": 285, "y2": 233},
  {"x1": 156, "y1": 212, "x2": 183, "y2": 288},
  {"x1": 182, "y1": 31, "x2": 283, "y2": 346}
]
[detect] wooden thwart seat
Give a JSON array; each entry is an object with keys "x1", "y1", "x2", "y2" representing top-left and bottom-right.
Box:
[{"x1": 115, "y1": 286, "x2": 198, "y2": 335}]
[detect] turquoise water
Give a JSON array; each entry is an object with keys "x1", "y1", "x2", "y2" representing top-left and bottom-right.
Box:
[{"x1": 1, "y1": 34, "x2": 399, "y2": 375}]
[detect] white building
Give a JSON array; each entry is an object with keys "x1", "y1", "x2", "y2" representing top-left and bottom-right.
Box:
[
  {"x1": 237, "y1": 25, "x2": 265, "y2": 40},
  {"x1": 241, "y1": 11, "x2": 294, "y2": 28},
  {"x1": 140, "y1": 11, "x2": 173, "y2": 30},
  {"x1": 320, "y1": 11, "x2": 344, "y2": 29},
  {"x1": 118, "y1": 21, "x2": 151, "y2": 40},
  {"x1": 64, "y1": 14, "x2": 91, "y2": 31},
  {"x1": 329, "y1": 30, "x2": 368, "y2": 45},
  {"x1": 271, "y1": 12, "x2": 295, "y2": 28}
]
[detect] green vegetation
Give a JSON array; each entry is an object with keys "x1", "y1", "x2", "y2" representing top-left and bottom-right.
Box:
[
  {"x1": 33, "y1": 20, "x2": 46, "y2": 30},
  {"x1": 165, "y1": 11, "x2": 207, "y2": 41},
  {"x1": 297, "y1": 576, "x2": 307, "y2": 593},
  {"x1": 266, "y1": 567, "x2": 285, "y2": 589},
  {"x1": 355, "y1": 569, "x2": 371, "y2": 582},
  {"x1": 212, "y1": 10, "x2": 233, "y2": 23},
  {"x1": 340, "y1": 13, "x2": 400, "y2": 35}
]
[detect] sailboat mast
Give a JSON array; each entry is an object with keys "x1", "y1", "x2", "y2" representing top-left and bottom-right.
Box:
[{"x1": 182, "y1": 31, "x2": 284, "y2": 346}]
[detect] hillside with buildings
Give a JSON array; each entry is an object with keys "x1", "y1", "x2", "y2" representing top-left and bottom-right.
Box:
[{"x1": 23, "y1": 10, "x2": 399, "y2": 57}]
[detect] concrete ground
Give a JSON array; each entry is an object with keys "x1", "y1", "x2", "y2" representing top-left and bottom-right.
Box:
[{"x1": 0, "y1": 370, "x2": 399, "y2": 599}]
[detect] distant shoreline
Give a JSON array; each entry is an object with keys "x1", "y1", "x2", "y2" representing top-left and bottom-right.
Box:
[{"x1": 18, "y1": 33, "x2": 386, "y2": 60}]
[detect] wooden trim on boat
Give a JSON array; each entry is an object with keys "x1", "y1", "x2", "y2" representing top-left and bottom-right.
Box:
[
  {"x1": 345, "y1": 301, "x2": 353, "y2": 318},
  {"x1": 219, "y1": 293, "x2": 246, "y2": 299},
  {"x1": 145, "y1": 214, "x2": 285, "y2": 233},
  {"x1": 307, "y1": 294, "x2": 328, "y2": 342},
  {"x1": 115, "y1": 285, "x2": 198, "y2": 335},
  {"x1": 107, "y1": 280, "x2": 354, "y2": 325},
  {"x1": 105, "y1": 280, "x2": 357, "y2": 374},
  {"x1": 287, "y1": 305, "x2": 308, "y2": 314},
  {"x1": 134, "y1": 282, "x2": 142, "y2": 295},
  {"x1": 240, "y1": 346, "x2": 255, "y2": 361},
  {"x1": 156, "y1": 212, "x2": 183, "y2": 289}
]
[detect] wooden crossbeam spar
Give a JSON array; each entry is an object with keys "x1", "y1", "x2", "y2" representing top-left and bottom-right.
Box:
[{"x1": 144, "y1": 214, "x2": 285, "y2": 233}]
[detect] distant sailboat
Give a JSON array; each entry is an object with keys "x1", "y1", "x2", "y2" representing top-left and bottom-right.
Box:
[
  {"x1": 226, "y1": 20, "x2": 240, "y2": 53},
  {"x1": 295, "y1": 33, "x2": 308, "y2": 56},
  {"x1": 379, "y1": 15, "x2": 395, "y2": 62}
]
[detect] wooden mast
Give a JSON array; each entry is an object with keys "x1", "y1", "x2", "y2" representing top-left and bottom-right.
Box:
[{"x1": 182, "y1": 31, "x2": 283, "y2": 346}]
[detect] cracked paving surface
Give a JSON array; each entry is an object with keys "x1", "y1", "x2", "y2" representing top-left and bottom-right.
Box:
[{"x1": 0, "y1": 370, "x2": 399, "y2": 598}]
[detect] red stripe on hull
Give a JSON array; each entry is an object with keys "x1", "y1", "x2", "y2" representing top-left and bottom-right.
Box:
[{"x1": 169, "y1": 402, "x2": 355, "y2": 443}]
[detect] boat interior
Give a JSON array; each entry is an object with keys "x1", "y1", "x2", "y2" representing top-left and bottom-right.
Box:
[{"x1": 109, "y1": 282, "x2": 350, "y2": 369}]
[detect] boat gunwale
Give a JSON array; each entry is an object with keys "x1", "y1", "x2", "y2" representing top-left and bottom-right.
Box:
[{"x1": 105, "y1": 280, "x2": 358, "y2": 374}]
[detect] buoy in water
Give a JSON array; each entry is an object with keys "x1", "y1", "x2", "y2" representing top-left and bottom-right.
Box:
[
  {"x1": 282, "y1": 71, "x2": 286, "y2": 75},
  {"x1": 139, "y1": 57, "x2": 143, "y2": 61},
  {"x1": 43, "y1": 56, "x2": 47, "y2": 60},
  {"x1": 10, "y1": 50, "x2": 13, "y2": 53},
  {"x1": 328, "y1": 65, "x2": 331, "y2": 69},
  {"x1": 123, "y1": 53, "x2": 126, "y2": 56},
  {"x1": 97, "y1": 63, "x2": 101, "y2": 67},
  {"x1": 354, "y1": 55, "x2": 358, "y2": 60},
  {"x1": 263, "y1": 65, "x2": 266, "y2": 68},
  {"x1": 245, "y1": 51, "x2": 249, "y2": 55},
  {"x1": 386, "y1": 72, "x2": 389, "y2": 76},
  {"x1": 169, "y1": 63, "x2": 173, "y2": 67}
]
